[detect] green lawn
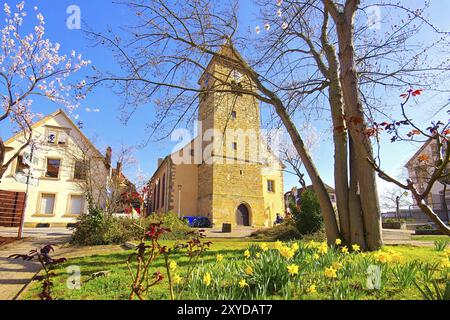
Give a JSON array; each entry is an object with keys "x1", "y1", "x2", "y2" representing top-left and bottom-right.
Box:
[
  {"x1": 21, "y1": 239, "x2": 450, "y2": 300},
  {"x1": 411, "y1": 235, "x2": 450, "y2": 242}
]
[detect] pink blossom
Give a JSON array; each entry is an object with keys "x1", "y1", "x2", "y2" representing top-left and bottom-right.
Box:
[{"x1": 0, "y1": 1, "x2": 90, "y2": 144}]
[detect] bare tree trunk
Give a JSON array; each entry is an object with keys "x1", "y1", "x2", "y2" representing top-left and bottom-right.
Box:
[
  {"x1": 396, "y1": 196, "x2": 400, "y2": 220},
  {"x1": 325, "y1": 0, "x2": 383, "y2": 250},
  {"x1": 441, "y1": 183, "x2": 449, "y2": 222},
  {"x1": 329, "y1": 86, "x2": 351, "y2": 242},
  {"x1": 310, "y1": 8, "x2": 351, "y2": 243},
  {"x1": 0, "y1": 137, "x2": 6, "y2": 181},
  {"x1": 348, "y1": 138, "x2": 367, "y2": 249},
  {"x1": 327, "y1": 59, "x2": 350, "y2": 243},
  {"x1": 416, "y1": 199, "x2": 450, "y2": 235}
]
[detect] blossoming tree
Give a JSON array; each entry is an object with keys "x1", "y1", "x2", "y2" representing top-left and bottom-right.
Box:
[{"x1": 0, "y1": 2, "x2": 90, "y2": 180}]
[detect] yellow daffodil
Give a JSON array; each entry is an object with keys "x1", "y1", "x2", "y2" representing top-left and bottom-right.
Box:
[
  {"x1": 440, "y1": 258, "x2": 450, "y2": 269},
  {"x1": 305, "y1": 240, "x2": 315, "y2": 249},
  {"x1": 173, "y1": 274, "x2": 182, "y2": 285},
  {"x1": 307, "y1": 284, "x2": 317, "y2": 294},
  {"x1": 324, "y1": 267, "x2": 337, "y2": 279},
  {"x1": 390, "y1": 252, "x2": 403, "y2": 263},
  {"x1": 291, "y1": 243, "x2": 299, "y2": 252},
  {"x1": 335, "y1": 238, "x2": 342, "y2": 246},
  {"x1": 256, "y1": 252, "x2": 261, "y2": 258},
  {"x1": 341, "y1": 246, "x2": 349, "y2": 254},
  {"x1": 245, "y1": 266, "x2": 254, "y2": 275},
  {"x1": 318, "y1": 243, "x2": 328, "y2": 255},
  {"x1": 169, "y1": 260, "x2": 177, "y2": 271},
  {"x1": 332, "y1": 261, "x2": 343, "y2": 270},
  {"x1": 216, "y1": 254, "x2": 224, "y2": 262},
  {"x1": 352, "y1": 244, "x2": 361, "y2": 252},
  {"x1": 244, "y1": 250, "x2": 251, "y2": 259},
  {"x1": 275, "y1": 241, "x2": 283, "y2": 250},
  {"x1": 313, "y1": 253, "x2": 320, "y2": 260},
  {"x1": 279, "y1": 246, "x2": 295, "y2": 260},
  {"x1": 260, "y1": 243, "x2": 269, "y2": 251},
  {"x1": 309, "y1": 240, "x2": 320, "y2": 248},
  {"x1": 203, "y1": 272, "x2": 212, "y2": 286},
  {"x1": 287, "y1": 264, "x2": 299, "y2": 276},
  {"x1": 374, "y1": 251, "x2": 390, "y2": 264},
  {"x1": 239, "y1": 279, "x2": 248, "y2": 288}
]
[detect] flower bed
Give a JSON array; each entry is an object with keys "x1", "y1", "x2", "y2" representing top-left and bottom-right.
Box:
[
  {"x1": 22, "y1": 239, "x2": 450, "y2": 300},
  {"x1": 382, "y1": 222, "x2": 407, "y2": 230},
  {"x1": 415, "y1": 229, "x2": 445, "y2": 235}
]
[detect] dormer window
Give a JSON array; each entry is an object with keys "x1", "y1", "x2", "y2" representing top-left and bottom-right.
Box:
[
  {"x1": 46, "y1": 128, "x2": 69, "y2": 146},
  {"x1": 47, "y1": 131, "x2": 57, "y2": 144},
  {"x1": 58, "y1": 132, "x2": 68, "y2": 145}
]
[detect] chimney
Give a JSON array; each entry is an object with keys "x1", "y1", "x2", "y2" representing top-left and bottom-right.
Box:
[{"x1": 105, "y1": 146, "x2": 112, "y2": 167}]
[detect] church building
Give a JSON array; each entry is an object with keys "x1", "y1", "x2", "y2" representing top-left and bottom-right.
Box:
[{"x1": 147, "y1": 44, "x2": 285, "y2": 228}]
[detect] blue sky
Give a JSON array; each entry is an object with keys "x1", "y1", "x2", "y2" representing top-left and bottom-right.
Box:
[{"x1": 1, "y1": 0, "x2": 450, "y2": 196}]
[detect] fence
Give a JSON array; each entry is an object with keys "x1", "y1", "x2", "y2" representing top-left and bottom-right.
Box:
[{"x1": 0, "y1": 190, "x2": 26, "y2": 227}]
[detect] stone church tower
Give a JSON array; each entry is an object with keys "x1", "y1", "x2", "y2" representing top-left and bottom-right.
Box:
[
  {"x1": 197, "y1": 44, "x2": 266, "y2": 226},
  {"x1": 148, "y1": 44, "x2": 285, "y2": 228}
]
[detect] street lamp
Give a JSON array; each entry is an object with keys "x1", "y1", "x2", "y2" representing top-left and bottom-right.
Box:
[
  {"x1": 178, "y1": 184, "x2": 182, "y2": 219},
  {"x1": 395, "y1": 191, "x2": 409, "y2": 219}
]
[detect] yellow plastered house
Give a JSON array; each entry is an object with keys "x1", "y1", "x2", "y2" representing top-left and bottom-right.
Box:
[{"x1": 0, "y1": 109, "x2": 111, "y2": 227}]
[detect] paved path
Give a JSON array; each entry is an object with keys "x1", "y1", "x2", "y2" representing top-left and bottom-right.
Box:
[
  {"x1": 0, "y1": 236, "x2": 69, "y2": 300},
  {"x1": 0, "y1": 227, "x2": 73, "y2": 239},
  {"x1": 0, "y1": 227, "x2": 74, "y2": 300},
  {"x1": 204, "y1": 226, "x2": 257, "y2": 238},
  {"x1": 382, "y1": 229, "x2": 437, "y2": 247}
]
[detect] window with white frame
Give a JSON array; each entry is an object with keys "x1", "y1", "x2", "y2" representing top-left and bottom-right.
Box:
[
  {"x1": 68, "y1": 195, "x2": 84, "y2": 215},
  {"x1": 40, "y1": 194, "x2": 56, "y2": 215},
  {"x1": 58, "y1": 132, "x2": 68, "y2": 145}
]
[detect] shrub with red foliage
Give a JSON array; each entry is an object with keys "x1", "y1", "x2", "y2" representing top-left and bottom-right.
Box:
[{"x1": 9, "y1": 244, "x2": 67, "y2": 300}]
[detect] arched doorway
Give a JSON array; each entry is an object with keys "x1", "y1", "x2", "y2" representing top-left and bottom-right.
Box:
[{"x1": 236, "y1": 204, "x2": 250, "y2": 226}]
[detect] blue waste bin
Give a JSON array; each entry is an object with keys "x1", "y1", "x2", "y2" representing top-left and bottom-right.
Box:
[{"x1": 183, "y1": 216, "x2": 212, "y2": 228}]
